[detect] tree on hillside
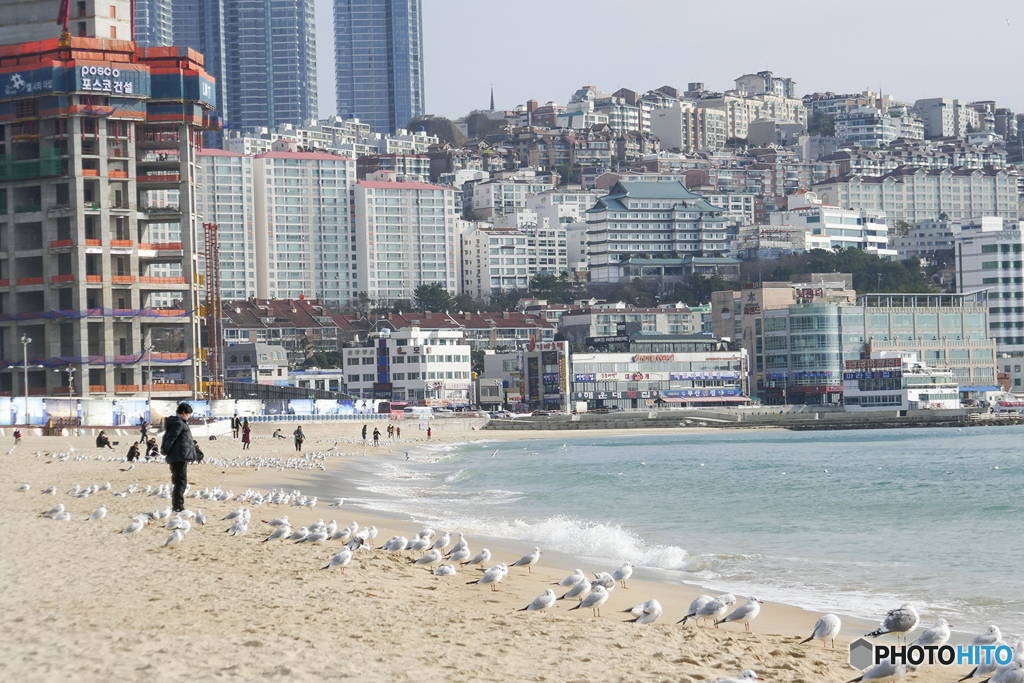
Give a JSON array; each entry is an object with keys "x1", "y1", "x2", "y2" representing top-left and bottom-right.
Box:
[
  {"x1": 413, "y1": 283, "x2": 455, "y2": 312},
  {"x1": 407, "y1": 116, "x2": 468, "y2": 147},
  {"x1": 746, "y1": 248, "x2": 932, "y2": 294}
]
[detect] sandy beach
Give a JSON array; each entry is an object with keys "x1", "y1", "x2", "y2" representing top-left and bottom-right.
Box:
[{"x1": 0, "y1": 421, "x2": 975, "y2": 682}]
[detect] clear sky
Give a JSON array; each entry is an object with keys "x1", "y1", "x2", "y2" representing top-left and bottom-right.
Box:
[{"x1": 316, "y1": 0, "x2": 1024, "y2": 122}]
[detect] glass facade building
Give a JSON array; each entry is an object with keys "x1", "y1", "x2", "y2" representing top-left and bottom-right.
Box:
[
  {"x1": 173, "y1": 0, "x2": 318, "y2": 133},
  {"x1": 334, "y1": 0, "x2": 424, "y2": 134},
  {"x1": 135, "y1": 0, "x2": 174, "y2": 47}
]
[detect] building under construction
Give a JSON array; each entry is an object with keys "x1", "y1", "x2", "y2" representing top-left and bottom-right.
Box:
[{"x1": 0, "y1": 9, "x2": 219, "y2": 398}]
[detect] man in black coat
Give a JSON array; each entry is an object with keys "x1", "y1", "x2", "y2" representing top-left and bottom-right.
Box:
[{"x1": 160, "y1": 402, "x2": 203, "y2": 512}]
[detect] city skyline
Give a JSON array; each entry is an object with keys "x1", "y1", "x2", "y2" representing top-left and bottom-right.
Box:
[{"x1": 314, "y1": 0, "x2": 1024, "y2": 123}]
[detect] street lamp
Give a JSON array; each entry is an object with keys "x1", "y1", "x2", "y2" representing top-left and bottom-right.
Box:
[
  {"x1": 54, "y1": 367, "x2": 75, "y2": 395},
  {"x1": 144, "y1": 332, "x2": 153, "y2": 418},
  {"x1": 20, "y1": 334, "x2": 31, "y2": 420}
]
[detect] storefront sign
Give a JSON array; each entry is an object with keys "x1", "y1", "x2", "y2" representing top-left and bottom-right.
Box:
[
  {"x1": 630, "y1": 354, "x2": 674, "y2": 363},
  {"x1": 670, "y1": 371, "x2": 741, "y2": 380},
  {"x1": 662, "y1": 388, "x2": 742, "y2": 398},
  {"x1": 574, "y1": 373, "x2": 596, "y2": 382}
]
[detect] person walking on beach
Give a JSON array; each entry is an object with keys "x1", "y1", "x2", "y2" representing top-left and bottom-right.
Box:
[
  {"x1": 161, "y1": 402, "x2": 203, "y2": 513},
  {"x1": 372, "y1": 427, "x2": 380, "y2": 447},
  {"x1": 13, "y1": 428, "x2": 21, "y2": 445},
  {"x1": 362, "y1": 424, "x2": 367, "y2": 445},
  {"x1": 293, "y1": 425, "x2": 305, "y2": 452},
  {"x1": 241, "y1": 418, "x2": 251, "y2": 450},
  {"x1": 396, "y1": 426, "x2": 401, "y2": 440},
  {"x1": 231, "y1": 415, "x2": 241, "y2": 439},
  {"x1": 140, "y1": 420, "x2": 148, "y2": 443},
  {"x1": 426, "y1": 426, "x2": 432, "y2": 440}
]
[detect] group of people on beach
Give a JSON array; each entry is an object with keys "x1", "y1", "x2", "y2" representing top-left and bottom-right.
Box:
[
  {"x1": 361, "y1": 423, "x2": 403, "y2": 447},
  {"x1": 231, "y1": 415, "x2": 304, "y2": 452}
]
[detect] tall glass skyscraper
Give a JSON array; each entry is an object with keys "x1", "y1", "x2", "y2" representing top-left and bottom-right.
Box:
[
  {"x1": 334, "y1": 0, "x2": 424, "y2": 134},
  {"x1": 135, "y1": 0, "x2": 174, "y2": 46},
  {"x1": 172, "y1": 0, "x2": 318, "y2": 132}
]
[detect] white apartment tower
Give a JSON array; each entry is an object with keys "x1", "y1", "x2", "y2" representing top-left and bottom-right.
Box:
[
  {"x1": 195, "y1": 150, "x2": 257, "y2": 299},
  {"x1": 253, "y1": 149, "x2": 355, "y2": 304},
  {"x1": 354, "y1": 180, "x2": 459, "y2": 302}
]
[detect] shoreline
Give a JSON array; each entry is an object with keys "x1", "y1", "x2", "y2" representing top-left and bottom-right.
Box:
[{"x1": 0, "y1": 423, "x2": 979, "y2": 681}]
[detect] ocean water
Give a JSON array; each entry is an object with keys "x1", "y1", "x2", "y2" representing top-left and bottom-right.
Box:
[{"x1": 332, "y1": 426, "x2": 1024, "y2": 637}]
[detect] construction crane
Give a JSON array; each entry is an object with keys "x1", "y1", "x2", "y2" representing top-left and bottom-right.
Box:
[{"x1": 203, "y1": 222, "x2": 223, "y2": 399}]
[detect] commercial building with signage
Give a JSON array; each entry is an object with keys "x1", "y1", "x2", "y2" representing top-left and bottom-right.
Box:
[
  {"x1": 571, "y1": 335, "x2": 748, "y2": 410},
  {"x1": 343, "y1": 327, "x2": 471, "y2": 406},
  {"x1": 517, "y1": 340, "x2": 570, "y2": 412},
  {"x1": 755, "y1": 292, "x2": 995, "y2": 405},
  {"x1": 843, "y1": 353, "x2": 959, "y2": 412}
]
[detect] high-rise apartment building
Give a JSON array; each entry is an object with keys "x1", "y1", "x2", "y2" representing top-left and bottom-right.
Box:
[
  {"x1": 354, "y1": 180, "x2": 458, "y2": 302},
  {"x1": 134, "y1": 0, "x2": 174, "y2": 47},
  {"x1": 253, "y1": 147, "x2": 355, "y2": 305},
  {"x1": 334, "y1": 0, "x2": 424, "y2": 134},
  {"x1": 195, "y1": 150, "x2": 257, "y2": 299},
  {"x1": 173, "y1": 0, "x2": 317, "y2": 133}
]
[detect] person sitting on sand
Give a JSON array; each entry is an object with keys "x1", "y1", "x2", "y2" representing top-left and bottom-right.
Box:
[
  {"x1": 96, "y1": 431, "x2": 113, "y2": 450},
  {"x1": 272, "y1": 428, "x2": 287, "y2": 439},
  {"x1": 13, "y1": 428, "x2": 21, "y2": 445},
  {"x1": 146, "y1": 438, "x2": 159, "y2": 460},
  {"x1": 126, "y1": 442, "x2": 140, "y2": 462}
]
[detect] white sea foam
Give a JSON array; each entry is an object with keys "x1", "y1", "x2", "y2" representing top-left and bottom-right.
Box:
[{"x1": 431, "y1": 515, "x2": 691, "y2": 571}]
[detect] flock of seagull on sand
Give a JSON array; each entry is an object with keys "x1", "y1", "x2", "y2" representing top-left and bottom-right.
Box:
[{"x1": 14, "y1": 439, "x2": 1024, "y2": 683}]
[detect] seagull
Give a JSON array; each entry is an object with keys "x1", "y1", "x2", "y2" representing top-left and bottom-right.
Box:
[
  {"x1": 491, "y1": 449, "x2": 498, "y2": 457},
  {"x1": 164, "y1": 529, "x2": 183, "y2": 548},
  {"x1": 623, "y1": 599, "x2": 662, "y2": 624},
  {"x1": 681, "y1": 595, "x2": 713, "y2": 626},
  {"x1": 263, "y1": 525, "x2": 291, "y2": 542},
  {"x1": 287, "y1": 526, "x2": 309, "y2": 542},
  {"x1": 447, "y1": 547, "x2": 471, "y2": 564},
  {"x1": 510, "y1": 547, "x2": 541, "y2": 573},
  {"x1": 555, "y1": 569, "x2": 585, "y2": 587},
  {"x1": 265, "y1": 516, "x2": 289, "y2": 527},
  {"x1": 16, "y1": 484, "x2": 29, "y2": 492},
  {"x1": 560, "y1": 577, "x2": 591, "y2": 601},
  {"x1": 802, "y1": 614, "x2": 842, "y2": 648},
  {"x1": 866, "y1": 603, "x2": 919, "y2": 645},
  {"x1": 446, "y1": 533, "x2": 467, "y2": 556},
  {"x1": 430, "y1": 532, "x2": 451, "y2": 552},
  {"x1": 719, "y1": 596, "x2": 763, "y2": 631},
  {"x1": 845, "y1": 660, "x2": 907, "y2": 683},
  {"x1": 466, "y1": 563, "x2": 507, "y2": 591},
  {"x1": 42, "y1": 486, "x2": 56, "y2": 495},
  {"x1": 465, "y1": 548, "x2": 490, "y2": 567},
  {"x1": 714, "y1": 671, "x2": 764, "y2": 683},
  {"x1": 194, "y1": 510, "x2": 207, "y2": 526},
  {"x1": 591, "y1": 572, "x2": 615, "y2": 591},
  {"x1": 121, "y1": 517, "x2": 145, "y2": 538},
  {"x1": 432, "y1": 564, "x2": 457, "y2": 576},
  {"x1": 678, "y1": 594, "x2": 736, "y2": 627},
  {"x1": 86, "y1": 505, "x2": 107, "y2": 521},
  {"x1": 222, "y1": 507, "x2": 244, "y2": 521},
  {"x1": 569, "y1": 585, "x2": 609, "y2": 616},
  {"x1": 972, "y1": 625, "x2": 1003, "y2": 647},
  {"x1": 907, "y1": 619, "x2": 952, "y2": 671},
  {"x1": 322, "y1": 548, "x2": 353, "y2": 574},
  {"x1": 226, "y1": 519, "x2": 248, "y2": 536},
  {"x1": 414, "y1": 549, "x2": 443, "y2": 565},
  {"x1": 52, "y1": 512, "x2": 72, "y2": 521},
  {"x1": 520, "y1": 589, "x2": 557, "y2": 612},
  {"x1": 612, "y1": 562, "x2": 633, "y2": 589},
  {"x1": 42, "y1": 503, "x2": 65, "y2": 518}
]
